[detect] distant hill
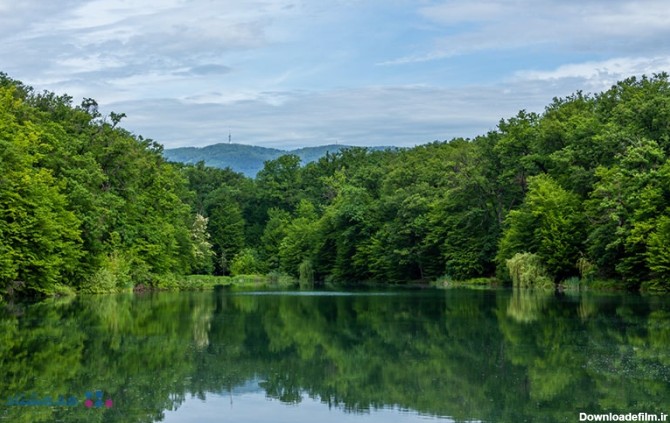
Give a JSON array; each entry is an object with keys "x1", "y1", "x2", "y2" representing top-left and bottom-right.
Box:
[{"x1": 163, "y1": 143, "x2": 370, "y2": 177}]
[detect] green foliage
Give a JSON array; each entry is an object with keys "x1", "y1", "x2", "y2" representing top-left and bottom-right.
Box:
[
  {"x1": 230, "y1": 248, "x2": 262, "y2": 276},
  {"x1": 576, "y1": 256, "x2": 596, "y2": 281},
  {"x1": 4, "y1": 71, "x2": 670, "y2": 294},
  {"x1": 426, "y1": 138, "x2": 503, "y2": 280},
  {"x1": 204, "y1": 187, "x2": 245, "y2": 275},
  {"x1": 0, "y1": 86, "x2": 82, "y2": 295},
  {"x1": 585, "y1": 139, "x2": 670, "y2": 285},
  {"x1": 506, "y1": 253, "x2": 554, "y2": 289},
  {"x1": 278, "y1": 200, "x2": 319, "y2": 277},
  {"x1": 256, "y1": 154, "x2": 303, "y2": 212},
  {"x1": 0, "y1": 74, "x2": 201, "y2": 297},
  {"x1": 298, "y1": 258, "x2": 315, "y2": 288},
  {"x1": 81, "y1": 251, "x2": 132, "y2": 293},
  {"x1": 259, "y1": 208, "x2": 291, "y2": 270},
  {"x1": 561, "y1": 276, "x2": 582, "y2": 291},
  {"x1": 498, "y1": 174, "x2": 585, "y2": 280},
  {"x1": 645, "y1": 215, "x2": 670, "y2": 290}
]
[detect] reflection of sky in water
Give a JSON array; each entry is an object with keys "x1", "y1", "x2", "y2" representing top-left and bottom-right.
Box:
[
  {"x1": 226, "y1": 288, "x2": 444, "y2": 297},
  {"x1": 161, "y1": 391, "x2": 454, "y2": 423},
  {"x1": 231, "y1": 291, "x2": 407, "y2": 297}
]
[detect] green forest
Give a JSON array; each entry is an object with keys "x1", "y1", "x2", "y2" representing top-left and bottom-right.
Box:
[{"x1": 2, "y1": 72, "x2": 670, "y2": 297}]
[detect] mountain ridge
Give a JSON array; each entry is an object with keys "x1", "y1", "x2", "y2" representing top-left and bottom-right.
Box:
[{"x1": 164, "y1": 143, "x2": 387, "y2": 176}]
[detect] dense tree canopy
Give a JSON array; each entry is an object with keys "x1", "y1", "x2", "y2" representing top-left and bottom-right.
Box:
[
  {"x1": 2, "y1": 72, "x2": 670, "y2": 295},
  {"x1": 0, "y1": 74, "x2": 204, "y2": 297}
]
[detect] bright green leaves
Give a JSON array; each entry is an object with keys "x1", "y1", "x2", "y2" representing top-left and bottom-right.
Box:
[
  {"x1": 498, "y1": 174, "x2": 585, "y2": 282},
  {"x1": 278, "y1": 200, "x2": 320, "y2": 278},
  {"x1": 1, "y1": 76, "x2": 205, "y2": 296},
  {"x1": 230, "y1": 248, "x2": 262, "y2": 276},
  {"x1": 260, "y1": 208, "x2": 291, "y2": 271},
  {"x1": 506, "y1": 252, "x2": 553, "y2": 289},
  {"x1": 597, "y1": 73, "x2": 670, "y2": 149},
  {"x1": 0, "y1": 87, "x2": 82, "y2": 295}
]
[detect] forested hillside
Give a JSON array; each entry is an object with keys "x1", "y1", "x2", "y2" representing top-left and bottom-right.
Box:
[
  {"x1": 164, "y1": 143, "x2": 384, "y2": 176},
  {"x1": 164, "y1": 143, "x2": 286, "y2": 177},
  {"x1": 2, "y1": 72, "x2": 670, "y2": 297}
]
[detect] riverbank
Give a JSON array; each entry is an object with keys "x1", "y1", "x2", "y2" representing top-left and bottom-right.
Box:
[
  {"x1": 2, "y1": 273, "x2": 665, "y2": 304},
  {"x1": 160, "y1": 274, "x2": 297, "y2": 291},
  {"x1": 430, "y1": 276, "x2": 666, "y2": 293}
]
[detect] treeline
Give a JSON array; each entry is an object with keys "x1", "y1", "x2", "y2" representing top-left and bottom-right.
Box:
[
  {"x1": 2, "y1": 73, "x2": 670, "y2": 296},
  {"x1": 183, "y1": 73, "x2": 670, "y2": 291}
]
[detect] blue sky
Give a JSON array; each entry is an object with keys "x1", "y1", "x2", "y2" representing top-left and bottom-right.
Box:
[{"x1": 1, "y1": 0, "x2": 670, "y2": 149}]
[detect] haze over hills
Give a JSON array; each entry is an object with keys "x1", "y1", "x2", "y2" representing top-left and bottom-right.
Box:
[{"x1": 164, "y1": 143, "x2": 391, "y2": 177}]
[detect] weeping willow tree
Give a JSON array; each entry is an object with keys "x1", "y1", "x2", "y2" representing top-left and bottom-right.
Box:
[{"x1": 506, "y1": 253, "x2": 553, "y2": 289}]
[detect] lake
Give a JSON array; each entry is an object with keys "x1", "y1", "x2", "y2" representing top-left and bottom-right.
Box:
[{"x1": 1, "y1": 288, "x2": 669, "y2": 422}]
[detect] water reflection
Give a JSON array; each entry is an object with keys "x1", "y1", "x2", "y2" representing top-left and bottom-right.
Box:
[
  {"x1": 505, "y1": 289, "x2": 551, "y2": 323},
  {"x1": 1, "y1": 289, "x2": 669, "y2": 422}
]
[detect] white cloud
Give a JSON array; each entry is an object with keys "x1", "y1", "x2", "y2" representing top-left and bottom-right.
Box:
[
  {"x1": 385, "y1": 0, "x2": 670, "y2": 65},
  {"x1": 1, "y1": 0, "x2": 304, "y2": 81},
  {"x1": 2, "y1": 0, "x2": 667, "y2": 151},
  {"x1": 516, "y1": 56, "x2": 670, "y2": 91},
  {"x1": 108, "y1": 84, "x2": 554, "y2": 149},
  {"x1": 56, "y1": 55, "x2": 127, "y2": 73},
  {"x1": 56, "y1": 0, "x2": 300, "y2": 48}
]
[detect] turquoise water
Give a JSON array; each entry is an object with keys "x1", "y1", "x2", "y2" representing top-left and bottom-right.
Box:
[{"x1": 1, "y1": 288, "x2": 669, "y2": 422}]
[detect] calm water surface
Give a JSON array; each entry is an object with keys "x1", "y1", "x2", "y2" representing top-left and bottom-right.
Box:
[{"x1": 1, "y1": 288, "x2": 669, "y2": 422}]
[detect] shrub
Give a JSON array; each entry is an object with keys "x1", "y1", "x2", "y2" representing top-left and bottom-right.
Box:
[
  {"x1": 81, "y1": 251, "x2": 132, "y2": 293},
  {"x1": 230, "y1": 249, "x2": 262, "y2": 276}
]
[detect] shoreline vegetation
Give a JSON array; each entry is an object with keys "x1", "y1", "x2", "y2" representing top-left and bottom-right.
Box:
[
  {"x1": 2, "y1": 71, "x2": 670, "y2": 302},
  {"x1": 21, "y1": 274, "x2": 647, "y2": 300}
]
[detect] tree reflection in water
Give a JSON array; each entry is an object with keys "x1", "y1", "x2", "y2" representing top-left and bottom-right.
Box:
[{"x1": 1, "y1": 289, "x2": 669, "y2": 422}]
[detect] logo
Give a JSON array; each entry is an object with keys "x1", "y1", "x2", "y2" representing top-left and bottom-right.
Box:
[
  {"x1": 84, "y1": 390, "x2": 113, "y2": 408},
  {"x1": 4, "y1": 390, "x2": 113, "y2": 408}
]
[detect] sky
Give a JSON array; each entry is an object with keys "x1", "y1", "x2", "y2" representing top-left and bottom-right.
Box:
[{"x1": 1, "y1": 0, "x2": 670, "y2": 150}]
